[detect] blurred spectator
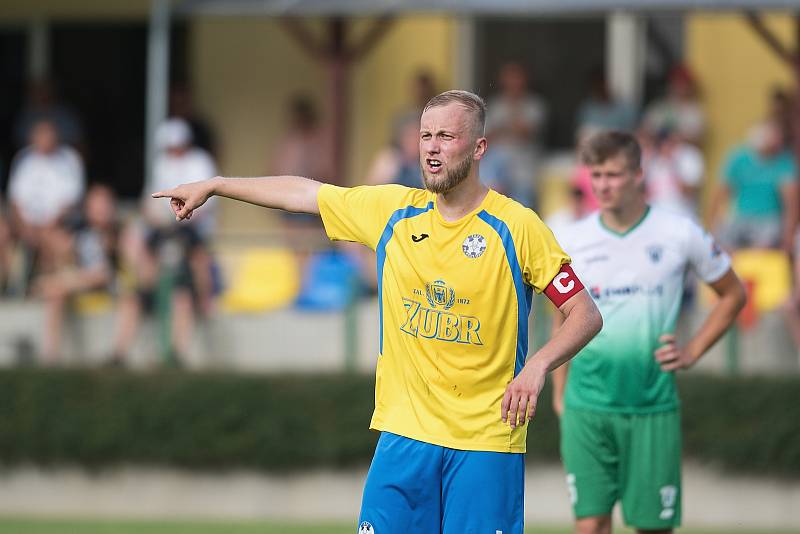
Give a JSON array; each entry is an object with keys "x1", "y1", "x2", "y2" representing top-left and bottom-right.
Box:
[
  {"x1": 570, "y1": 129, "x2": 601, "y2": 216},
  {"x1": 642, "y1": 127, "x2": 704, "y2": 218},
  {"x1": 367, "y1": 71, "x2": 438, "y2": 188},
  {"x1": 270, "y1": 95, "x2": 332, "y2": 257},
  {"x1": 486, "y1": 62, "x2": 547, "y2": 207},
  {"x1": 8, "y1": 119, "x2": 86, "y2": 286},
  {"x1": 365, "y1": 113, "x2": 422, "y2": 188},
  {"x1": 110, "y1": 119, "x2": 217, "y2": 367},
  {"x1": 643, "y1": 64, "x2": 706, "y2": 146},
  {"x1": 409, "y1": 70, "x2": 438, "y2": 115},
  {"x1": 146, "y1": 119, "x2": 218, "y2": 239},
  {"x1": 545, "y1": 184, "x2": 590, "y2": 235},
  {"x1": 32, "y1": 184, "x2": 117, "y2": 364},
  {"x1": 169, "y1": 82, "x2": 217, "y2": 157},
  {"x1": 575, "y1": 69, "x2": 638, "y2": 137},
  {"x1": 479, "y1": 146, "x2": 515, "y2": 198},
  {"x1": 271, "y1": 95, "x2": 333, "y2": 180},
  {"x1": 13, "y1": 79, "x2": 84, "y2": 150},
  {"x1": 709, "y1": 120, "x2": 797, "y2": 252},
  {"x1": 387, "y1": 69, "x2": 437, "y2": 127}
]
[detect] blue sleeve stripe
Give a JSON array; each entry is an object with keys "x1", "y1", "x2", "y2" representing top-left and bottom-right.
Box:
[
  {"x1": 477, "y1": 210, "x2": 530, "y2": 376},
  {"x1": 376, "y1": 201, "x2": 435, "y2": 354}
]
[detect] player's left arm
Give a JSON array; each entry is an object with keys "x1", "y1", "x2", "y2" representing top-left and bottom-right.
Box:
[
  {"x1": 502, "y1": 265, "x2": 602, "y2": 428},
  {"x1": 655, "y1": 268, "x2": 746, "y2": 372}
]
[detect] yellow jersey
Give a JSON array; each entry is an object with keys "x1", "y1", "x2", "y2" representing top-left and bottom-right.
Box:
[{"x1": 317, "y1": 184, "x2": 570, "y2": 453}]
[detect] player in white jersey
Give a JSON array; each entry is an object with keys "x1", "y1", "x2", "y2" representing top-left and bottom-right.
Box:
[{"x1": 551, "y1": 131, "x2": 746, "y2": 534}]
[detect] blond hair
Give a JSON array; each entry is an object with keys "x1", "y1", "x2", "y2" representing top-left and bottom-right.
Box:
[{"x1": 423, "y1": 90, "x2": 486, "y2": 139}]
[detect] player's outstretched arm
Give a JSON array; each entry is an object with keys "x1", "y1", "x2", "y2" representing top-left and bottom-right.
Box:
[
  {"x1": 655, "y1": 268, "x2": 746, "y2": 372},
  {"x1": 502, "y1": 289, "x2": 602, "y2": 428},
  {"x1": 151, "y1": 175, "x2": 322, "y2": 221}
]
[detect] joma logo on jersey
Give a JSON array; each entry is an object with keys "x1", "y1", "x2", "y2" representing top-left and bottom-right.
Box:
[{"x1": 400, "y1": 298, "x2": 483, "y2": 345}]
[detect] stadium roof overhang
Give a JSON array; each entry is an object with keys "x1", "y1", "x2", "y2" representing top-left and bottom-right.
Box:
[{"x1": 179, "y1": 0, "x2": 800, "y2": 17}]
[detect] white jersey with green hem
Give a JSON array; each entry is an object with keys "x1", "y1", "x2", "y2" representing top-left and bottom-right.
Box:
[{"x1": 553, "y1": 206, "x2": 730, "y2": 414}]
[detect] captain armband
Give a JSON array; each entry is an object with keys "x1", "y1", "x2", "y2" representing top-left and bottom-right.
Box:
[{"x1": 543, "y1": 264, "x2": 584, "y2": 307}]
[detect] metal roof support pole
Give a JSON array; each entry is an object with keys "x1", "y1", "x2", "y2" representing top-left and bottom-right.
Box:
[
  {"x1": 455, "y1": 16, "x2": 476, "y2": 92},
  {"x1": 606, "y1": 11, "x2": 646, "y2": 108},
  {"x1": 27, "y1": 18, "x2": 49, "y2": 80},
  {"x1": 280, "y1": 16, "x2": 394, "y2": 186},
  {"x1": 145, "y1": 0, "x2": 171, "y2": 189}
]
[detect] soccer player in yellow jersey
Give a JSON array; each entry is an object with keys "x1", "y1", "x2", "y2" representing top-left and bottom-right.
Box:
[{"x1": 153, "y1": 90, "x2": 603, "y2": 534}]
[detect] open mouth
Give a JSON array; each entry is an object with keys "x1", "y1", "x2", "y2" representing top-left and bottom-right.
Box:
[{"x1": 426, "y1": 158, "x2": 442, "y2": 173}]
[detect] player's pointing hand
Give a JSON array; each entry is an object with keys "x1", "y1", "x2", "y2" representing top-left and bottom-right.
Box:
[{"x1": 152, "y1": 178, "x2": 217, "y2": 221}]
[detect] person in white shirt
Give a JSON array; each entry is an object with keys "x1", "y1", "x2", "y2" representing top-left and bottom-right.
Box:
[
  {"x1": 643, "y1": 128, "x2": 704, "y2": 219},
  {"x1": 8, "y1": 119, "x2": 85, "y2": 281}
]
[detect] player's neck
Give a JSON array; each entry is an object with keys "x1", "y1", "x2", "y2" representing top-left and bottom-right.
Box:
[
  {"x1": 600, "y1": 199, "x2": 649, "y2": 235},
  {"x1": 436, "y1": 175, "x2": 489, "y2": 222}
]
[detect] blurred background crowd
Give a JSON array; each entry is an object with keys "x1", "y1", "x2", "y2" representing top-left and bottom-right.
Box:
[{"x1": 0, "y1": 2, "x2": 798, "y2": 374}]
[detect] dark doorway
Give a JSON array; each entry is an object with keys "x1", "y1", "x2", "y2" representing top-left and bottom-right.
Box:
[
  {"x1": 49, "y1": 23, "x2": 148, "y2": 198},
  {"x1": 0, "y1": 29, "x2": 27, "y2": 193}
]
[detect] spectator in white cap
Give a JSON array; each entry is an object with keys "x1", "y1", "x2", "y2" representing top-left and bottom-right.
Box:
[
  {"x1": 145, "y1": 118, "x2": 217, "y2": 236},
  {"x1": 110, "y1": 118, "x2": 217, "y2": 368}
]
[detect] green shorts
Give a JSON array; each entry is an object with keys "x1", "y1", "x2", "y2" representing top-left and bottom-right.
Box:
[{"x1": 560, "y1": 407, "x2": 682, "y2": 530}]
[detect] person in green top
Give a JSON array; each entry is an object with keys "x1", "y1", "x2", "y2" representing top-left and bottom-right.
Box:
[
  {"x1": 551, "y1": 131, "x2": 746, "y2": 534},
  {"x1": 709, "y1": 118, "x2": 798, "y2": 253}
]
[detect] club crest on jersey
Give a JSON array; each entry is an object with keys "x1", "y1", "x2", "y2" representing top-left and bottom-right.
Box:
[
  {"x1": 426, "y1": 279, "x2": 455, "y2": 310},
  {"x1": 358, "y1": 521, "x2": 375, "y2": 534},
  {"x1": 462, "y1": 233, "x2": 487, "y2": 258},
  {"x1": 646, "y1": 245, "x2": 663, "y2": 264}
]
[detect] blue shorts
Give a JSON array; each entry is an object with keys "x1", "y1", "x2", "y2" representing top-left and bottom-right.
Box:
[{"x1": 357, "y1": 432, "x2": 524, "y2": 534}]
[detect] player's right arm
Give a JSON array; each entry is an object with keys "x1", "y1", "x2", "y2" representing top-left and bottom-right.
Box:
[
  {"x1": 151, "y1": 175, "x2": 322, "y2": 221},
  {"x1": 550, "y1": 310, "x2": 568, "y2": 417}
]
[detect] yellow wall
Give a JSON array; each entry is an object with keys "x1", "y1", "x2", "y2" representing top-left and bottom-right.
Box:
[
  {"x1": 687, "y1": 13, "x2": 795, "y2": 204},
  {"x1": 191, "y1": 16, "x2": 455, "y2": 234},
  {"x1": 191, "y1": 17, "x2": 328, "y2": 234},
  {"x1": 349, "y1": 16, "x2": 455, "y2": 185}
]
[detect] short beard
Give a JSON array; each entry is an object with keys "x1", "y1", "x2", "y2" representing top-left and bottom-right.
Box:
[{"x1": 422, "y1": 155, "x2": 473, "y2": 194}]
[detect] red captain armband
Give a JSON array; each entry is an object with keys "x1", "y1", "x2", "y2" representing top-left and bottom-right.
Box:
[{"x1": 543, "y1": 264, "x2": 585, "y2": 307}]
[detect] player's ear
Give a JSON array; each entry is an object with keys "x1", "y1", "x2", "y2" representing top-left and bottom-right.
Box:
[{"x1": 474, "y1": 136, "x2": 487, "y2": 160}]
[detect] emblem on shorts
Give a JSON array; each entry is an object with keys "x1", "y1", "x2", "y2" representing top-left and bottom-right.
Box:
[
  {"x1": 425, "y1": 280, "x2": 455, "y2": 310},
  {"x1": 659, "y1": 485, "x2": 677, "y2": 520},
  {"x1": 566, "y1": 473, "x2": 578, "y2": 505},
  {"x1": 358, "y1": 521, "x2": 375, "y2": 534},
  {"x1": 462, "y1": 233, "x2": 487, "y2": 258}
]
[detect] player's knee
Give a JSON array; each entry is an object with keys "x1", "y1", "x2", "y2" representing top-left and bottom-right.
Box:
[{"x1": 576, "y1": 515, "x2": 611, "y2": 534}]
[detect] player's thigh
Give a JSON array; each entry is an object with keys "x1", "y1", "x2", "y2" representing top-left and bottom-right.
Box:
[
  {"x1": 560, "y1": 408, "x2": 620, "y2": 518},
  {"x1": 358, "y1": 432, "x2": 442, "y2": 534},
  {"x1": 620, "y1": 410, "x2": 682, "y2": 530},
  {"x1": 440, "y1": 448, "x2": 524, "y2": 534}
]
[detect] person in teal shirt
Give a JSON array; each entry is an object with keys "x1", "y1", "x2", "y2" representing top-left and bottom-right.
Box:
[{"x1": 710, "y1": 119, "x2": 797, "y2": 252}]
